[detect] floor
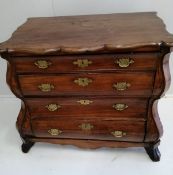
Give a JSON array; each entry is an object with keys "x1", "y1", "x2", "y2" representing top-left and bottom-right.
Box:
[{"x1": 0, "y1": 97, "x2": 173, "y2": 175}]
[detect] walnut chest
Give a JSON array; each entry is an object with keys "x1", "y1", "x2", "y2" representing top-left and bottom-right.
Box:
[{"x1": 0, "y1": 12, "x2": 173, "y2": 161}]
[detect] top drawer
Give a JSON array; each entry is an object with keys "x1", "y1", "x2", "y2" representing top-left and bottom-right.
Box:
[{"x1": 13, "y1": 53, "x2": 158, "y2": 73}]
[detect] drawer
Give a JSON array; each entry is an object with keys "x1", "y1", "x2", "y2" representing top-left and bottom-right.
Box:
[
  {"x1": 18, "y1": 72, "x2": 154, "y2": 97},
  {"x1": 13, "y1": 53, "x2": 158, "y2": 73},
  {"x1": 26, "y1": 97, "x2": 148, "y2": 121},
  {"x1": 32, "y1": 119, "x2": 145, "y2": 142}
]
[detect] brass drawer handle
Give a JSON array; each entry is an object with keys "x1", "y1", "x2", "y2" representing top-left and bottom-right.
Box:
[
  {"x1": 79, "y1": 123, "x2": 94, "y2": 131},
  {"x1": 74, "y1": 78, "x2": 93, "y2": 87},
  {"x1": 34, "y1": 60, "x2": 52, "y2": 69},
  {"x1": 45, "y1": 104, "x2": 61, "y2": 111},
  {"x1": 111, "y1": 130, "x2": 126, "y2": 138},
  {"x1": 116, "y1": 58, "x2": 134, "y2": 68},
  {"x1": 73, "y1": 59, "x2": 92, "y2": 68},
  {"x1": 113, "y1": 82, "x2": 131, "y2": 91},
  {"x1": 48, "y1": 129, "x2": 62, "y2": 136},
  {"x1": 38, "y1": 83, "x2": 54, "y2": 92},
  {"x1": 113, "y1": 103, "x2": 128, "y2": 111},
  {"x1": 77, "y1": 100, "x2": 93, "y2": 105}
]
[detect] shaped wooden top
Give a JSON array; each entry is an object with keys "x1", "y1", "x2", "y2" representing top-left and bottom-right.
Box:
[{"x1": 0, "y1": 12, "x2": 173, "y2": 56}]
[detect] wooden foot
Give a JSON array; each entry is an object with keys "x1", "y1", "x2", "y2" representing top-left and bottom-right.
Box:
[
  {"x1": 145, "y1": 146, "x2": 161, "y2": 162},
  {"x1": 21, "y1": 141, "x2": 35, "y2": 153}
]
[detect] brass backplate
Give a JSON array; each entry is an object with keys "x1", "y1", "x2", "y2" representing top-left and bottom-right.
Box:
[
  {"x1": 45, "y1": 104, "x2": 61, "y2": 111},
  {"x1": 116, "y1": 58, "x2": 134, "y2": 68},
  {"x1": 48, "y1": 129, "x2": 62, "y2": 136},
  {"x1": 113, "y1": 82, "x2": 131, "y2": 91},
  {"x1": 112, "y1": 103, "x2": 128, "y2": 111},
  {"x1": 111, "y1": 130, "x2": 126, "y2": 138},
  {"x1": 34, "y1": 60, "x2": 52, "y2": 69},
  {"x1": 38, "y1": 83, "x2": 54, "y2": 92}
]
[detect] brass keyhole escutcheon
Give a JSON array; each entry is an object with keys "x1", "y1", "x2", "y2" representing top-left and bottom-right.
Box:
[
  {"x1": 77, "y1": 100, "x2": 93, "y2": 105},
  {"x1": 74, "y1": 78, "x2": 93, "y2": 87},
  {"x1": 45, "y1": 104, "x2": 61, "y2": 111},
  {"x1": 79, "y1": 123, "x2": 94, "y2": 131},
  {"x1": 116, "y1": 58, "x2": 134, "y2": 68},
  {"x1": 73, "y1": 59, "x2": 92, "y2": 68},
  {"x1": 34, "y1": 60, "x2": 52, "y2": 69}
]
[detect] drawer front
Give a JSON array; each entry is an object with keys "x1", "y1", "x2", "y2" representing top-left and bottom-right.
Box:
[
  {"x1": 26, "y1": 98, "x2": 148, "y2": 121},
  {"x1": 19, "y1": 72, "x2": 154, "y2": 96},
  {"x1": 13, "y1": 53, "x2": 158, "y2": 73},
  {"x1": 32, "y1": 119, "x2": 145, "y2": 142}
]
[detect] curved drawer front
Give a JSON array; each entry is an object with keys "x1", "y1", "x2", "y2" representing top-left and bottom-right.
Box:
[
  {"x1": 26, "y1": 98, "x2": 148, "y2": 121},
  {"x1": 32, "y1": 119, "x2": 145, "y2": 142},
  {"x1": 13, "y1": 53, "x2": 157, "y2": 73},
  {"x1": 18, "y1": 72, "x2": 154, "y2": 96}
]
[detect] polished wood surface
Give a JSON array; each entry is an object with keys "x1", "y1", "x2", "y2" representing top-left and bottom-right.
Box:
[
  {"x1": 0, "y1": 12, "x2": 173, "y2": 56},
  {"x1": 32, "y1": 119, "x2": 145, "y2": 142},
  {"x1": 26, "y1": 97, "x2": 148, "y2": 121},
  {"x1": 18, "y1": 72, "x2": 154, "y2": 96},
  {"x1": 0, "y1": 12, "x2": 173, "y2": 161},
  {"x1": 13, "y1": 53, "x2": 157, "y2": 73}
]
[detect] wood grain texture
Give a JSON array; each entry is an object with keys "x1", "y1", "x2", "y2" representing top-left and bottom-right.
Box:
[
  {"x1": 13, "y1": 53, "x2": 157, "y2": 73},
  {"x1": 145, "y1": 45, "x2": 170, "y2": 142},
  {"x1": 18, "y1": 72, "x2": 154, "y2": 97},
  {"x1": 26, "y1": 97, "x2": 148, "y2": 121},
  {"x1": 16, "y1": 103, "x2": 33, "y2": 137},
  {"x1": 31, "y1": 119, "x2": 145, "y2": 142},
  {"x1": 0, "y1": 12, "x2": 173, "y2": 56}
]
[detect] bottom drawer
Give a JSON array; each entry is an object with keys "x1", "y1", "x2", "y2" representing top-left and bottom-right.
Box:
[{"x1": 32, "y1": 119, "x2": 145, "y2": 142}]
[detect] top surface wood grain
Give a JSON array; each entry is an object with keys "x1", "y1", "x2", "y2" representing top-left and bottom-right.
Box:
[{"x1": 0, "y1": 12, "x2": 173, "y2": 55}]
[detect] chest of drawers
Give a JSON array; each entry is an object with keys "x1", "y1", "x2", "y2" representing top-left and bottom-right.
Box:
[{"x1": 0, "y1": 12, "x2": 173, "y2": 161}]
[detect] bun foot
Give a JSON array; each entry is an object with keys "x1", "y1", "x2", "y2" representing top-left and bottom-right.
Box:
[
  {"x1": 145, "y1": 146, "x2": 161, "y2": 162},
  {"x1": 21, "y1": 141, "x2": 35, "y2": 153}
]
